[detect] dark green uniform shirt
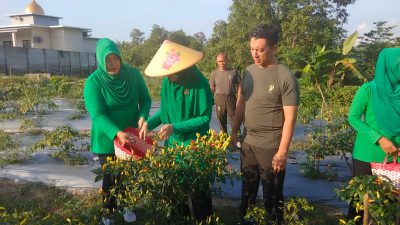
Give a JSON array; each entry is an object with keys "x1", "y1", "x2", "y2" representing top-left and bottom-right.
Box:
[{"x1": 242, "y1": 64, "x2": 299, "y2": 149}]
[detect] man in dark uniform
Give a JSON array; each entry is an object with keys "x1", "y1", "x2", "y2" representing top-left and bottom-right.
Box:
[
  {"x1": 209, "y1": 52, "x2": 242, "y2": 134},
  {"x1": 231, "y1": 24, "x2": 300, "y2": 225}
]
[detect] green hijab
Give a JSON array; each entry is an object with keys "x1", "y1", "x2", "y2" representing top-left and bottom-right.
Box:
[
  {"x1": 372, "y1": 48, "x2": 400, "y2": 136},
  {"x1": 93, "y1": 38, "x2": 134, "y2": 105}
]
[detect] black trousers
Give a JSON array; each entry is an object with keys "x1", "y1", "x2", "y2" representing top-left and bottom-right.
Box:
[
  {"x1": 98, "y1": 154, "x2": 118, "y2": 212},
  {"x1": 347, "y1": 158, "x2": 372, "y2": 225},
  {"x1": 240, "y1": 142, "x2": 285, "y2": 225},
  {"x1": 215, "y1": 94, "x2": 237, "y2": 133},
  {"x1": 174, "y1": 189, "x2": 213, "y2": 223}
]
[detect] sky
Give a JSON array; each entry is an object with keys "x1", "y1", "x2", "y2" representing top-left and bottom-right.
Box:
[{"x1": 0, "y1": 0, "x2": 399, "y2": 42}]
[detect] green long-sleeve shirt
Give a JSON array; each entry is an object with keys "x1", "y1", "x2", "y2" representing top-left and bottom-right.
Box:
[
  {"x1": 84, "y1": 66, "x2": 151, "y2": 154},
  {"x1": 147, "y1": 67, "x2": 214, "y2": 147},
  {"x1": 348, "y1": 82, "x2": 400, "y2": 162}
]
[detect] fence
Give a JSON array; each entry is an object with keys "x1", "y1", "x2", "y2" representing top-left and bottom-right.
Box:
[{"x1": 0, "y1": 45, "x2": 97, "y2": 76}]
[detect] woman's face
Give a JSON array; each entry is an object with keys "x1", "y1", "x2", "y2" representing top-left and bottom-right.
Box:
[
  {"x1": 167, "y1": 74, "x2": 179, "y2": 82},
  {"x1": 105, "y1": 54, "x2": 121, "y2": 75}
]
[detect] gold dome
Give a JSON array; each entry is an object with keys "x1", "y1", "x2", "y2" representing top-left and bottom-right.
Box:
[{"x1": 25, "y1": 0, "x2": 45, "y2": 15}]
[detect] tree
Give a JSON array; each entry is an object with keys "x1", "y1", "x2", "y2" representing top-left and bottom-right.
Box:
[
  {"x1": 202, "y1": 0, "x2": 356, "y2": 73},
  {"x1": 130, "y1": 28, "x2": 145, "y2": 45},
  {"x1": 355, "y1": 21, "x2": 399, "y2": 80}
]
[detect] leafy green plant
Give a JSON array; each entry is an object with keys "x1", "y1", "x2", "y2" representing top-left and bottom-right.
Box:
[
  {"x1": 295, "y1": 117, "x2": 355, "y2": 179},
  {"x1": 97, "y1": 130, "x2": 240, "y2": 224},
  {"x1": 0, "y1": 180, "x2": 102, "y2": 225},
  {"x1": 301, "y1": 31, "x2": 362, "y2": 122},
  {"x1": 0, "y1": 130, "x2": 25, "y2": 166},
  {"x1": 16, "y1": 78, "x2": 57, "y2": 115},
  {"x1": 69, "y1": 99, "x2": 88, "y2": 120},
  {"x1": 337, "y1": 175, "x2": 400, "y2": 225},
  {"x1": 244, "y1": 197, "x2": 335, "y2": 225},
  {"x1": 30, "y1": 125, "x2": 90, "y2": 165}
]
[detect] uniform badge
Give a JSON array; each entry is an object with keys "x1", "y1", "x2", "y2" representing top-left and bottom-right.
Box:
[{"x1": 267, "y1": 84, "x2": 275, "y2": 93}]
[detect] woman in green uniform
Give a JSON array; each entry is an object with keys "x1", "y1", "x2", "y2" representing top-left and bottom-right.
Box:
[
  {"x1": 140, "y1": 40, "x2": 214, "y2": 222},
  {"x1": 84, "y1": 38, "x2": 151, "y2": 213},
  {"x1": 347, "y1": 48, "x2": 400, "y2": 224}
]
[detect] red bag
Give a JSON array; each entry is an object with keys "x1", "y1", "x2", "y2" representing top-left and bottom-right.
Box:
[
  {"x1": 113, "y1": 127, "x2": 153, "y2": 160},
  {"x1": 371, "y1": 155, "x2": 400, "y2": 189}
]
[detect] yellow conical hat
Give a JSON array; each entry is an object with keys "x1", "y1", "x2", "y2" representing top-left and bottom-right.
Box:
[{"x1": 144, "y1": 40, "x2": 203, "y2": 77}]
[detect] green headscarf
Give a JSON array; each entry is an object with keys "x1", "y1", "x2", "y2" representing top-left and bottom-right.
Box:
[
  {"x1": 93, "y1": 38, "x2": 134, "y2": 105},
  {"x1": 372, "y1": 48, "x2": 400, "y2": 136}
]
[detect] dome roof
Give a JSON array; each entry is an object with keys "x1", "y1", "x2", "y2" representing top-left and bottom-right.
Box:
[{"x1": 25, "y1": 0, "x2": 45, "y2": 15}]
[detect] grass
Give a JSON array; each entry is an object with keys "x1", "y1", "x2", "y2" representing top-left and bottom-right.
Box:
[{"x1": 0, "y1": 178, "x2": 343, "y2": 225}]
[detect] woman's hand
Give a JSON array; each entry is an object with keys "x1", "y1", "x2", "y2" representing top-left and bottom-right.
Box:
[
  {"x1": 138, "y1": 117, "x2": 145, "y2": 130},
  {"x1": 378, "y1": 136, "x2": 398, "y2": 155},
  {"x1": 139, "y1": 122, "x2": 148, "y2": 139},
  {"x1": 117, "y1": 131, "x2": 134, "y2": 145},
  {"x1": 158, "y1": 124, "x2": 173, "y2": 140}
]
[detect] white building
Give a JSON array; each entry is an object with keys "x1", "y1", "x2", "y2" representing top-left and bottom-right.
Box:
[{"x1": 0, "y1": 0, "x2": 98, "y2": 53}]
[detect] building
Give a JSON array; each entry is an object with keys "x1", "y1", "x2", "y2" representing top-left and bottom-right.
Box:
[{"x1": 0, "y1": 0, "x2": 97, "y2": 53}]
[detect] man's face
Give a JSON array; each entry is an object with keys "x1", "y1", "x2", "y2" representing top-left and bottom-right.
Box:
[
  {"x1": 105, "y1": 54, "x2": 121, "y2": 75},
  {"x1": 250, "y1": 37, "x2": 276, "y2": 67},
  {"x1": 216, "y1": 54, "x2": 227, "y2": 71}
]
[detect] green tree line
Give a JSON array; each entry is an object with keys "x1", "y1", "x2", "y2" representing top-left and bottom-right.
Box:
[{"x1": 117, "y1": 0, "x2": 400, "y2": 83}]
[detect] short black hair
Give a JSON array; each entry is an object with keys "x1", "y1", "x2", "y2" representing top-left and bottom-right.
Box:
[
  {"x1": 250, "y1": 24, "x2": 280, "y2": 46},
  {"x1": 217, "y1": 52, "x2": 228, "y2": 60}
]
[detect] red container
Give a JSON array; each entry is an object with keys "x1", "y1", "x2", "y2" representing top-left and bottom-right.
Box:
[{"x1": 113, "y1": 127, "x2": 153, "y2": 160}]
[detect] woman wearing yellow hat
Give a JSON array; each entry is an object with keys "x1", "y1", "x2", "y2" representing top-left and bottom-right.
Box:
[{"x1": 140, "y1": 40, "x2": 214, "y2": 222}]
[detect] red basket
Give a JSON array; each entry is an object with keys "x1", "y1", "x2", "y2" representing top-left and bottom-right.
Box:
[
  {"x1": 113, "y1": 127, "x2": 153, "y2": 160},
  {"x1": 371, "y1": 156, "x2": 400, "y2": 190}
]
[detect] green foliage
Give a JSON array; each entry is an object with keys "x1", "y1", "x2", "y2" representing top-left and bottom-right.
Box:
[
  {"x1": 143, "y1": 76, "x2": 162, "y2": 101},
  {"x1": 278, "y1": 0, "x2": 355, "y2": 70},
  {"x1": 30, "y1": 125, "x2": 90, "y2": 165},
  {"x1": 337, "y1": 175, "x2": 400, "y2": 224},
  {"x1": 295, "y1": 117, "x2": 355, "y2": 179},
  {"x1": 0, "y1": 181, "x2": 102, "y2": 225},
  {"x1": 342, "y1": 31, "x2": 358, "y2": 55},
  {"x1": 245, "y1": 197, "x2": 336, "y2": 225},
  {"x1": 49, "y1": 76, "x2": 85, "y2": 99},
  {"x1": 0, "y1": 76, "x2": 84, "y2": 120},
  {"x1": 354, "y1": 21, "x2": 400, "y2": 81},
  {"x1": 298, "y1": 84, "x2": 358, "y2": 124},
  {"x1": 0, "y1": 130, "x2": 25, "y2": 166},
  {"x1": 19, "y1": 118, "x2": 41, "y2": 133},
  {"x1": 69, "y1": 99, "x2": 88, "y2": 120},
  {"x1": 98, "y1": 130, "x2": 240, "y2": 224}
]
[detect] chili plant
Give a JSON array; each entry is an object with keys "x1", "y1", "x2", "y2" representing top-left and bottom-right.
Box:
[
  {"x1": 337, "y1": 175, "x2": 400, "y2": 225},
  {"x1": 30, "y1": 125, "x2": 90, "y2": 165},
  {"x1": 97, "y1": 130, "x2": 240, "y2": 224}
]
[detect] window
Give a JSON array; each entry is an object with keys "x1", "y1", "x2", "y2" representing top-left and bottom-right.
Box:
[
  {"x1": 33, "y1": 36, "x2": 43, "y2": 43},
  {"x1": 22, "y1": 40, "x2": 31, "y2": 48},
  {"x1": 3, "y1": 41, "x2": 12, "y2": 46}
]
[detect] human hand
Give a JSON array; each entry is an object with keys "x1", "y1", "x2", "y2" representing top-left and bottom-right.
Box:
[
  {"x1": 139, "y1": 122, "x2": 148, "y2": 140},
  {"x1": 138, "y1": 117, "x2": 145, "y2": 130},
  {"x1": 230, "y1": 132, "x2": 238, "y2": 146},
  {"x1": 158, "y1": 124, "x2": 173, "y2": 140},
  {"x1": 378, "y1": 136, "x2": 398, "y2": 155},
  {"x1": 272, "y1": 152, "x2": 287, "y2": 173},
  {"x1": 117, "y1": 131, "x2": 134, "y2": 145}
]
